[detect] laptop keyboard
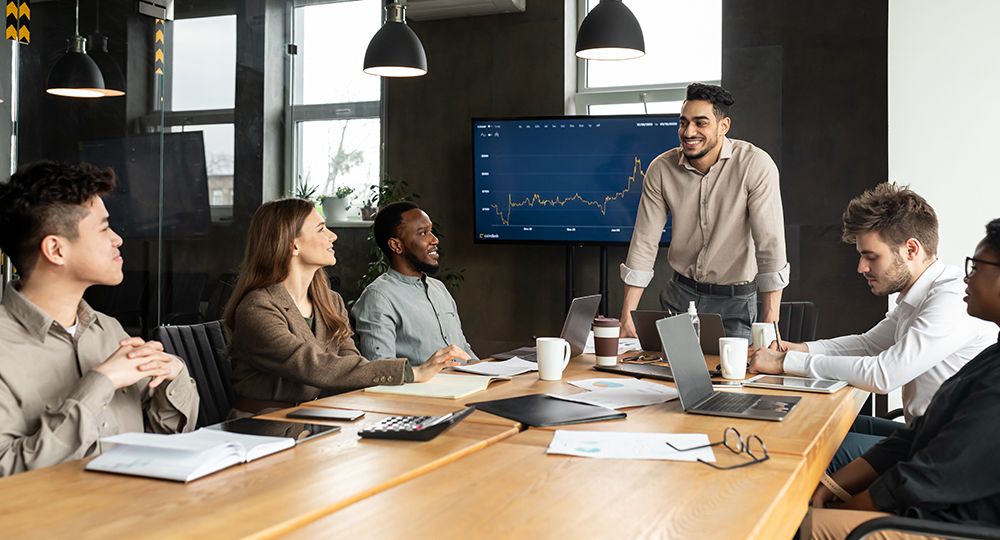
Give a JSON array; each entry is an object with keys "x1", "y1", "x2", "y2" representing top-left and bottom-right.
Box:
[{"x1": 700, "y1": 392, "x2": 761, "y2": 413}]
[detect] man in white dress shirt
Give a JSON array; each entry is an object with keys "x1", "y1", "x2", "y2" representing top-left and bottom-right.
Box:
[{"x1": 750, "y1": 183, "x2": 996, "y2": 470}]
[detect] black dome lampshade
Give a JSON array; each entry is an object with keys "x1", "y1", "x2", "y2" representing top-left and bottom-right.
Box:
[
  {"x1": 363, "y1": 1, "x2": 427, "y2": 78},
  {"x1": 576, "y1": 0, "x2": 645, "y2": 61},
  {"x1": 46, "y1": 35, "x2": 106, "y2": 98},
  {"x1": 46, "y1": 0, "x2": 106, "y2": 98},
  {"x1": 87, "y1": 33, "x2": 126, "y2": 97}
]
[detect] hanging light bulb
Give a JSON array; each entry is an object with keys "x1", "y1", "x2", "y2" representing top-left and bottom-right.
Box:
[
  {"x1": 363, "y1": 1, "x2": 427, "y2": 78},
  {"x1": 46, "y1": 0, "x2": 106, "y2": 98},
  {"x1": 576, "y1": 0, "x2": 645, "y2": 61}
]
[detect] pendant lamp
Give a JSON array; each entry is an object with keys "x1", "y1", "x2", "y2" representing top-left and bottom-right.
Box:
[
  {"x1": 86, "y1": 1, "x2": 126, "y2": 97},
  {"x1": 576, "y1": 0, "x2": 645, "y2": 61},
  {"x1": 363, "y1": 1, "x2": 427, "y2": 78},
  {"x1": 46, "y1": 0, "x2": 106, "y2": 98}
]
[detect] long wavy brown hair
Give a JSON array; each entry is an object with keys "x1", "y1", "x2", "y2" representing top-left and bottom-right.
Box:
[{"x1": 223, "y1": 198, "x2": 351, "y2": 344}]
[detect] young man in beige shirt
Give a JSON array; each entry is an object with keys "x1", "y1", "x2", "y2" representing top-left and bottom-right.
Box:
[
  {"x1": 620, "y1": 83, "x2": 789, "y2": 340},
  {"x1": 0, "y1": 161, "x2": 199, "y2": 476}
]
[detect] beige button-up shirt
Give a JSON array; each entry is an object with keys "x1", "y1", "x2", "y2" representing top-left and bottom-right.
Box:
[
  {"x1": 622, "y1": 137, "x2": 790, "y2": 291},
  {"x1": 0, "y1": 281, "x2": 199, "y2": 476}
]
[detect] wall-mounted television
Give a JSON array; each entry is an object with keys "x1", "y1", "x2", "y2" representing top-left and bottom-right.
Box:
[{"x1": 472, "y1": 114, "x2": 679, "y2": 245}]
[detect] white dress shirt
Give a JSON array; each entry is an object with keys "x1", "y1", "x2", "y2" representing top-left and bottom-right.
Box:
[{"x1": 783, "y1": 260, "x2": 998, "y2": 422}]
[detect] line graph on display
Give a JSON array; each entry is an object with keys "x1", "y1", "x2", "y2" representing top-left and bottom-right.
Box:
[{"x1": 488, "y1": 156, "x2": 645, "y2": 226}]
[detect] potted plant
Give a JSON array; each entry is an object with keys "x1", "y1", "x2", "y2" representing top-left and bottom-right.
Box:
[{"x1": 321, "y1": 186, "x2": 354, "y2": 222}]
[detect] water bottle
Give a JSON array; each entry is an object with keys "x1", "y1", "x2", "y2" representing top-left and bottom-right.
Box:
[{"x1": 687, "y1": 301, "x2": 701, "y2": 340}]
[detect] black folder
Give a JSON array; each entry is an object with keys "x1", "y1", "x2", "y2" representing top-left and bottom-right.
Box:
[{"x1": 467, "y1": 394, "x2": 626, "y2": 427}]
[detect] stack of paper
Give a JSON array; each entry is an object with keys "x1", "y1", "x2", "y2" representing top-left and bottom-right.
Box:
[
  {"x1": 364, "y1": 373, "x2": 509, "y2": 399},
  {"x1": 547, "y1": 430, "x2": 716, "y2": 462},
  {"x1": 453, "y1": 357, "x2": 537, "y2": 377},
  {"x1": 549, "y1": 378, "x2": 678, "y2": 409}
]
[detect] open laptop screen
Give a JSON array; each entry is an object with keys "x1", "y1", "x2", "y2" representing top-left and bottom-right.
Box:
[
  {"x1": 560, "y1": 294, "x2": 601, "y2": 357},
  {"x1": 656, "y1": 314, "x2": 714, "y2": 411}
]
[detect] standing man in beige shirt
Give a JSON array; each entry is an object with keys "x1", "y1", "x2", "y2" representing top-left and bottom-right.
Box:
[
  {"x1": 620, "y1": 84, "x2": 789, "y2": 340},
  {"x1": 0, "y1": 161, "x2": 199, "y2": 476}
]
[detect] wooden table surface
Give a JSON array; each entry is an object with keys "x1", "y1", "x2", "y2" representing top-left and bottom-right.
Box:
[
  {"x1": 0, "y1": 352, "x2": 866, "y2": 540},
  {"x1": 0, "y1": 413, "x2": 518, "y2": 539},
  {"x1": 319, "y1": 354, "x2": 867, "y2": 460},
  {"x1": 287, "y1": 353, "x2": 866, "y2": 540},
  {"x1": 282, "y1": 430, "x2": 814, "y2": 540}
]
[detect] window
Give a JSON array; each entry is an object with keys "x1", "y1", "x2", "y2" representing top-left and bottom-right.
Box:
[
  {"x1": 291, "y1": 0, "x2": 382, "y2": 220},
  {"x1": 163, "y1": 15, "x2": 237, "y2": 213},
  {"x1": 575, "y1": 0, "x2": 722, "y2": 115},
  {"x1": 168, "y1": 124, "x2": 235, "y2": 207},
  {"x1": 169, "y1": 15, "x2": 236, "y2": 111}
]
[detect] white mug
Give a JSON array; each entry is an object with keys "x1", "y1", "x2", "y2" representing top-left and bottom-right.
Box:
[
  {"x1": 751, "y1": 322, "x2": 778, "y2": 350},
  {"x1": 537, "y1": 337, "x2": 571, "y2": 381},
  {"x1": 718, "y1": 337, "x2": 749, "y2": 380}
]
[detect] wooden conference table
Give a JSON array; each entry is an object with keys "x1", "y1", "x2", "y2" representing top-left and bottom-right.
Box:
[{"x1": 0, "y1": 353, "x2": 866, "y2": 539}]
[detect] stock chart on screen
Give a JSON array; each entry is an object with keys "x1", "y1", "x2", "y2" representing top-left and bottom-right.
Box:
[{"x1": 473, "y1": 115, "x2": 678, "y2": 245}]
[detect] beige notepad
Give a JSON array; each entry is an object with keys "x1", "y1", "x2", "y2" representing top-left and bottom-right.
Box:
[{"x1": 364, "y1": 373, "x2": 510, "y2": 399}]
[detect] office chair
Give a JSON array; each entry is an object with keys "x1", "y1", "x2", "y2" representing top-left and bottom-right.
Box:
[
  {"x1": 757, "y1": 301, "x2": 819, "y2": 342},
  {"x1": 153, "y1": 320, "x2": 235, "y2": 427},
  {"x1": 846, "y1": 515, "x2": 1000, "y2": 540}
]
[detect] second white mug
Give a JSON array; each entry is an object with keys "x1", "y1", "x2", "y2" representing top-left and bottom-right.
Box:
[
  {"x1": 718, "y1": 337, "x2": 749, "y2": 380},
  {"x1": 751, "y1": 322, "x2": 778, "y2": 349},
  {"x1": 537, "y1": 337, "x2": 571, "y2": 381}
]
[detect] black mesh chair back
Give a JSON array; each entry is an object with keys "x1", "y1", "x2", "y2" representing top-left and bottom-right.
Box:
[
  {"x1": 153, "y1": 320, "x2": 234, "y2": 427},
  {"x1": 775, "y1": 301, "x2": 819, "y2": 343}
]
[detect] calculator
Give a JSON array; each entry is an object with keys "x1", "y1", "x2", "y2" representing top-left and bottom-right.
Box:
[{"x1": 358, "y1": 407, "x2": 476, "y2": 441}]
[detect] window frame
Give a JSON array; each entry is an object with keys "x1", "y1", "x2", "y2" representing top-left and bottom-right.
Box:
[
  {"x1": 574, "y1": 0, "x2": 721, "y2": 115},
  {"x1": 287, "y1": 0, "x2": 384, "y2": 221}
]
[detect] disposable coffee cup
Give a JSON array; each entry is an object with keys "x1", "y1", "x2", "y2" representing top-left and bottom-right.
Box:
[{"x1": 593, "y1": 317, "x2": 621, "y2": 367}]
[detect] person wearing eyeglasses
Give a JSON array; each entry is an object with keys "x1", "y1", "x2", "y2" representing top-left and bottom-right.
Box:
[
  {"x1": 749, "y1": 183, "x2": 995, "y2": 471},
  {"x1": 804, "y1": 218, "x2": 1000, "y2": 539}
]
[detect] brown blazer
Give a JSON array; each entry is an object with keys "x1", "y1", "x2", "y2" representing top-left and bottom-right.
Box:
[{"x1": 229, "y1": 283, "x2": 408, "y2": 406}]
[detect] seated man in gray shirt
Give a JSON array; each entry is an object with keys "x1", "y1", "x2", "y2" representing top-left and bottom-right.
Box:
[
  {"x1": 352, "y1": 202, "x2": 478, "y2": 365},
  {"x1": 0, "y1": 161, "x2": 199, "y2": 476}
]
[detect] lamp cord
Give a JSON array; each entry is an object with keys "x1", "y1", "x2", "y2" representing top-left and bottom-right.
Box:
[{"x1": 75, "y1": 0, "x2": 80, "y2": 36}]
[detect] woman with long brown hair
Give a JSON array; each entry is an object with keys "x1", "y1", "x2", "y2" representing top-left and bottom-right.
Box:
[{"x1": 224, "y1": 198, "x2": 468, "y2": 414}]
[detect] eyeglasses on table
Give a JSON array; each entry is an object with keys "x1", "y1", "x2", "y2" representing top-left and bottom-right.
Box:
[{"x1": 665, "y1": 427, "x2": 770, "y2": 470}]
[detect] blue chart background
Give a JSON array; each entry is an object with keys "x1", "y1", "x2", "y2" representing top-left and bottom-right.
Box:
[{"x1": 473, "y1": 115, "x2": 679, "y2": 244}]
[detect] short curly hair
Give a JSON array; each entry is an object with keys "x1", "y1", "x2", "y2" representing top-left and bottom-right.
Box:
[
  {"x1": 0, "y1": 161, "x2": 117, "y2": 278},
  {"x1": 373, "y1": 201, "x2": 420, "y2": 260},
  {"x1": 842, "y1": 182, "x2": 938, "y2": 257},
  {"x1": 686, "y1": 83, "x2": 735, "y2": 119},
  {"x1": 985, "y1": 218, "x2": 1000, "y2": 254}
]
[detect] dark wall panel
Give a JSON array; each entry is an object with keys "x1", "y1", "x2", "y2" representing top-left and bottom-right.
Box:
[
  {"x1": 376, "y1": 1, "x2": 889, "y2": 348},
  {"x1": 723, "y1": 0, "x2": 889, "y2": 338}
]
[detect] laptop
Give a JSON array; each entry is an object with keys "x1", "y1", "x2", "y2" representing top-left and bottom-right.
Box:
[
  {"x1": 632, "y1": 310, "x2": 726, "y2": 355},
  {"x1": 491, "y1": 294, "x2": 602, "y2": 362},
  {"x1": 656, "y1": 314, "x2": 799, "y2": 421}
]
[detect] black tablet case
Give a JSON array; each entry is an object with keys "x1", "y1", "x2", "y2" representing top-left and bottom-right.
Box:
[{"x1": 467, "y1": 394, "x2": 626, "y2": 427}]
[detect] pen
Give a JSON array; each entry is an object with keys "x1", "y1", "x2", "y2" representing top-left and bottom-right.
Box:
[{"x1": 773, "y1": 321, "x2": 785, "y2": 352}]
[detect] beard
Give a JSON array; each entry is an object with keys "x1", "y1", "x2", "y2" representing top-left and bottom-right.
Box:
[
  {"x1": 404, "y1": 250, "x2": 440, "y2": 276},
  {"x1": 872, "y1": 253, "x2": 912, "y2": 296},
  {"x1": 683, "y1": 147, "x2": 711, "y2": 160}
]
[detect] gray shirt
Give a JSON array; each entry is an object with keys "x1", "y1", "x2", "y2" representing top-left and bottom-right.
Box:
[{"x1": 352, "y1": 269, "x2": 477, "y2": 366}]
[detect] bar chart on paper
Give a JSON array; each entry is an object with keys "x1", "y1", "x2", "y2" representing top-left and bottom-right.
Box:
[{"x1": 473, "y1": 115, "x2": 679, "y2": 244}]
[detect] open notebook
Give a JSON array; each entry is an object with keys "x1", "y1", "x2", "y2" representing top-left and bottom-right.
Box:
[
  {"x1": 86, "y1": 420, "x2": 338, "y2": 482},
  {"x1": 364, "y1": 373, "x2": 510, "y2": 399}
]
